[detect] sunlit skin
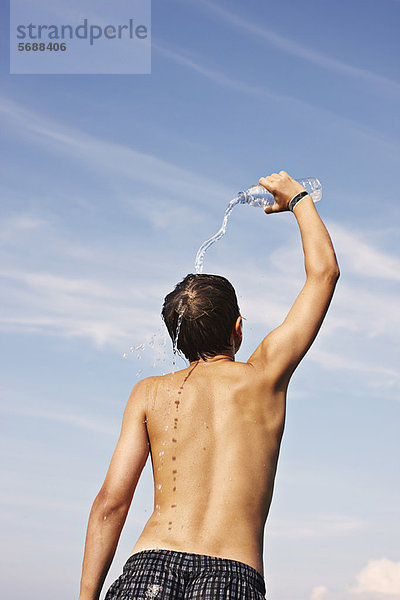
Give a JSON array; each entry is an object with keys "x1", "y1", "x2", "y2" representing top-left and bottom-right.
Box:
[{"x1": 79, "y1": 171, "x2": 339, "y2": 600}]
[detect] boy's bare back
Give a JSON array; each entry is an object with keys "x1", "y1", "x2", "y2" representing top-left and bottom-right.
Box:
[{"x1": 131, "y1": 358, "x2": 286, "y2": 577}]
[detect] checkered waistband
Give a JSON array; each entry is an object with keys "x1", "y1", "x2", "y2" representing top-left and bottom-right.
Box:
[{"x1": 124, "y1": 548, "x2": 266, "y2": 596}]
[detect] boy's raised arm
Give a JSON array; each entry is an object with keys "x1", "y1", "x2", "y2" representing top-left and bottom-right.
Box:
[{"x1": 248, "y1": 171, "x2": 340, "y2": 388}]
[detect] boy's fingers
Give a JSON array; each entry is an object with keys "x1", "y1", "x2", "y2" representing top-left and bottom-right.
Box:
[
  {"x1": 264, "y1": 202, "x2": 279, "y2": 214},
  {"x1": 259, "y1": 176, "x2": 276, "y2": 193}
]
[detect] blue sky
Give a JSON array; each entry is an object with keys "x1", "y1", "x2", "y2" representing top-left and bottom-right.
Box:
[{"x1": 1, "y1": 1, "x2": 399, "y2": 599}]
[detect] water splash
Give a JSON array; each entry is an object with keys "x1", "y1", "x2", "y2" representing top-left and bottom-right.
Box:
[{"x1": 122, "y1": 330, "x2": 168, "y2": 373}]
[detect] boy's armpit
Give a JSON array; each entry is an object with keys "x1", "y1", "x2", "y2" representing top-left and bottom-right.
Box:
[{"x1": 248, "y1": 272, "x2": 339, "y2": 387}]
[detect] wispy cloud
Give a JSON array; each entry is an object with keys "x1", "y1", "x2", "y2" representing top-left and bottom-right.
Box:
[
  {"x1": 154, "y1": 43, "x2": 400, "y2": 155},
  {"x1": 268, "y1": 513, "x2": 364, "y2": 540},
  {"x1": 308, "y1": 348, "x2": 400, "y2": 386},
  {"x1": 193, "y1": 0, "x2": 400, "y2": 94},
  {"x1": 0, "y1": 96, "x2": 226, "y2": 209},
  {"x1": 1, "y1": 403, "x2": 118, "y2": 435},
  {"x1": 330, "y1": 222, "x2": 400, "y2": 282},
  {"x1": 153, "y1": 42, "x2": 299, "y2": 104},
  {"x1": 0, "y1": 264, "x2": 161, "y2": 346},
  {"x1": 0, "y1": 215, "x2": 46, "y2": 243}
]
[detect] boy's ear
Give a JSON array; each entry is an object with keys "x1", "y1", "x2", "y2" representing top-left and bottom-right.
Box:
[
  {"x1": 233, "y1": 316, "x2": 242, "y2": 352},
  {"x1": 235, "y1": 316, "x2": 242, "y2": 335}
]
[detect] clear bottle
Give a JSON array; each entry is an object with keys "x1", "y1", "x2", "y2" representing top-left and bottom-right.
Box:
[{"x1": 236, "y1": 177, "x2": 322, "y2": 208}]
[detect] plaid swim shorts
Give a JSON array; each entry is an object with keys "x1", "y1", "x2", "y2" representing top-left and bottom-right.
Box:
[{"x1": 104, "y1": 548, "x2": 267, "y2": 599}]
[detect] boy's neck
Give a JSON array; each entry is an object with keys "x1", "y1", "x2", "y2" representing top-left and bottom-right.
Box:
[{"x1": 190, "y1": 354, "x2": 235, "y2": 365}]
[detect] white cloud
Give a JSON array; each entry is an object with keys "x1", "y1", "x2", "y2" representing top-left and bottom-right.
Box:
[
  {"x1": 311, "y1": 586, "x2": 329, "y2": 600},
  {"x1": 351, "y1": 558, "x2": 400, "y2": 596}
]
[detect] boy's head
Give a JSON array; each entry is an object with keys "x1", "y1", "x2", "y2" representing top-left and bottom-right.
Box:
[{"x1": 162, "y1": 274, "x2": 242, "y2": 363}]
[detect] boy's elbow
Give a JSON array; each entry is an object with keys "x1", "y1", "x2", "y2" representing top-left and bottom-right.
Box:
[
  {"x1": 327, "y1": 259, "x2": 340, "y2": 281},
  {"x1": 309, "y1": 261, "x2": 340, "y2": 283},
  {"x1": 94, "y1": 485, "x2": 129, "y2": 514},
  {"x1": 333, "y1": 263, "x2": 340, "y2": 280},
  {"x1": 330, "y1": 256, "x2": 340, "y2": 281}
]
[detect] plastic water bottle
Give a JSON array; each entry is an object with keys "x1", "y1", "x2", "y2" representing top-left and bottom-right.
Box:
[
  {"x1": 236, "y1": 177, "x2": 322, "y2": 208},
  {"x1": 194, "y1": 177, "x2": 322, "y2": 273}
]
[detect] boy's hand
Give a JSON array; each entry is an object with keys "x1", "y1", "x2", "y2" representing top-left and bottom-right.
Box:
[{"x1": 259, "y1": 171, "x2": 306, "y2": 214}]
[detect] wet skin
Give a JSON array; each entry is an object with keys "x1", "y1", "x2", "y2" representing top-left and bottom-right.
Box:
[{"x1": 130, "y1": 355, "x2": 286, "y2": 578}]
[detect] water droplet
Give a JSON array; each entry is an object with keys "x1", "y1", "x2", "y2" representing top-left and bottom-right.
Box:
[
  {"x1": 157, "y1": 484, "x2": 162, "y2": 490},
  {"x1": 161, "y1": 440, "x2": 166, "y2": 446},
  {"x1": 122, "y1": 353, "x2": 128, "y2": 359},
  {"x1": 103, "y1": 515, "x2": 107, "y2": 520},
  {"x1": 137, "y1": 354, "x2": 141, "y2": 360},
  {"x1": 164, "y1": 425, "x2": 169, "y2": 431},
  {"x1": 130, "y1": 346, "x2": 135, "y2": 352}
]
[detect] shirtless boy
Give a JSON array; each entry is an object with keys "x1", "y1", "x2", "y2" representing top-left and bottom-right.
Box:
[{"x1": 79, "y1": 171, "x2": 340, "y2": 600}]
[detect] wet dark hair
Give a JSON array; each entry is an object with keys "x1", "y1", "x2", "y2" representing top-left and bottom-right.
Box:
[{"x1": 161, "y1": 274, "x2": 241, "y2": 362}]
